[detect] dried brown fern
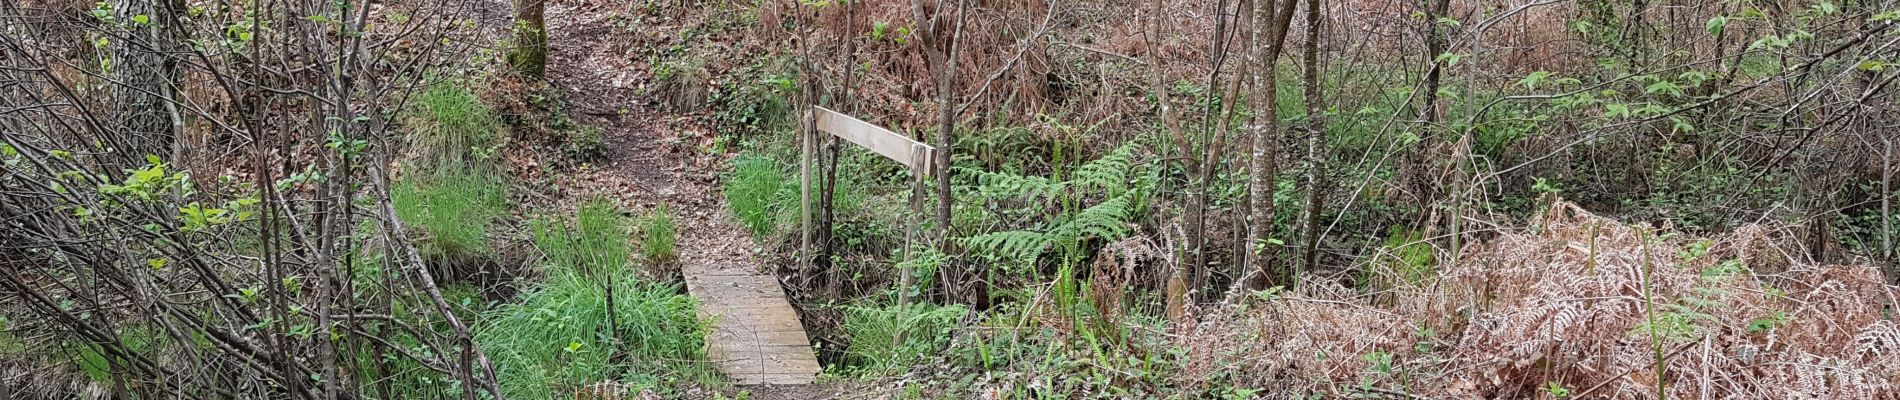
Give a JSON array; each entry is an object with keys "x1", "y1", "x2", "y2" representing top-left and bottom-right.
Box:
[{"x1": 1175, "y1": 201, "x2": 1900, "y2": 399}]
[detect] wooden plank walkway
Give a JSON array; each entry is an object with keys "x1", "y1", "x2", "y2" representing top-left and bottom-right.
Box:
[{"x1": 683, "y1": 264, "x2": 821, "y2": 385}]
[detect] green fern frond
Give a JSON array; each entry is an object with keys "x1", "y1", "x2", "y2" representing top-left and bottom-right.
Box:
[
  {"x1": 1071, "y1": 143, "x2": 1138, "y2": 194},
  {"x1": 961, "y1": 230, "x2": 1052, "y2": 266},
  {"x1": 1050, "y1": 193, "x2": 1135, "y2": 249},
  {"x1": 967, "y1": 168, "x2": 1066, "y2": 201}
]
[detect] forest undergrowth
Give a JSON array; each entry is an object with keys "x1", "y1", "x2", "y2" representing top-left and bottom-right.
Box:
[{"x1": 4, "y1": 0, "x2": 1900, "y2": 398}]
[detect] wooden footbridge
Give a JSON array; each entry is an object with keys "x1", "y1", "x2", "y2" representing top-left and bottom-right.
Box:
[
  {"x1": 685, "y1": 106, "x2": 932, "y2": 386},
  {"x1": 686, "y1": 264, "x2": 822, "y2": 385}
]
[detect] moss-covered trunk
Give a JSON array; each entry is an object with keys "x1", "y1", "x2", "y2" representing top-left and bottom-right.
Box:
[{"x1": 509, "y1": 0, "x2": 548, "y2": 80}]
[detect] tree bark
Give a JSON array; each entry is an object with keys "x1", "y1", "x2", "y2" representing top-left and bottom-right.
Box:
[
  {"x1": 1296, "y1": 0, "x2": 1327, "y2": 273},
  {"x1": 510, "y1": 0, "x2": 549, "y2": 80},
  {"x1": 1244, "y1": 0, "x2": 1299, "y2": 287},
  {"x1": 910, "y1": 0, "x2": 965, "y2": 302},
  {"x1": 1417, "y1": 0, "x2": 1448, "y2": 124},
  {"x1": 1884, "y1": 137, "x2": 1893, "y2": 272},
  {"x1": 111, "y1": 0, "x2": 183, "y2": 168}
]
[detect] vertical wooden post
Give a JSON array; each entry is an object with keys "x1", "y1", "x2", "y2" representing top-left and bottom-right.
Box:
[
  {"x1": 801, "y1": 110, "x2": 814, "y2": 272},
  {"x1": 893, "y1": 144, "x2": 923, "y2": 346},
  {"x1": 896, "y1": 143, "x2": 927, "y2": 347}
]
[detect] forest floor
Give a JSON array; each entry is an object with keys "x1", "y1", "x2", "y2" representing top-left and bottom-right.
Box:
[{"x1": 539, "y1": 1, "x2": 835, "y2": 398}]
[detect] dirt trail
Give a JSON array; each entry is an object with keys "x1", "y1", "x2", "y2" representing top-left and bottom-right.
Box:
[{"x1": 540, "y1": 1, "x2": 829, "y2": 397}]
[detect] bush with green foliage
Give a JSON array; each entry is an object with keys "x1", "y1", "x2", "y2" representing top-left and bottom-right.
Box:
[{"x1": 961, "y1": 142, "x2": 1158, "y2": 269}]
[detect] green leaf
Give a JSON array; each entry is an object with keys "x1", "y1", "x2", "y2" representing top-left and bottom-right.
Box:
[
  {"x1": 1670, "y1": 117, "x2": 1696, "y2": 133},
  {"x1": 131, "y1": 14, "x2": 150, "y2": 25},
  {"x1": 147, "y1": 258, "x2": 167, "y2": 270},
  {"x1": 1518, "y1": 71, "x2": 1553, "y2": 89},
  {"x1": 1858, "y1": 60, "x2": 1888, "y2": 72},
  {"x1": 1434, "y1": 52, "x2": 1463, "y2": 66},
  {"x1": 1706, "y1": 16, "x2": 1727, "y2": 36},
  {"x1": 1644, "y1": 80, "x2": 1683, "y2": 97},
  {"x1": 1811, "y1": 1, "x2": 1838, "y2": 15},
  {"x1": 1605, "y1": 103, "x2": 1631, "y2": 118}
]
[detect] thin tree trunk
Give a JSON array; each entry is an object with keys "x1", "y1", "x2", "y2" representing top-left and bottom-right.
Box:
[
  {"x1": 819, "y1": 0, "x2": 858, "y2": 296},
  {"x1": 1149, "y1": 0, "x2": 1195, "y2": 319},
  {"x1": 509, "y1": 0, "x2": 548, "y2": 79},
  {"x1": 1418, "y1": 0, "x2": 1449, "y2": 123},
  {"x1": 1296, "y1": 0, "x2": 1327, "y2": 273},
  {"x1": 111, "y1": 0, "x2": 182, "y2": 168},
  {"x1": 797, "y1": 3, "x2": 816, "y2": 289},
  {"x1": 910, "y1": 0, "x2": 965, "y2": 302},
  {"x1": 1245, "y1": 0, "x2": 1298, "y2": 287},
  {"x1": 1884, "y1": 137, "x2": 1893, "y2": 275}
]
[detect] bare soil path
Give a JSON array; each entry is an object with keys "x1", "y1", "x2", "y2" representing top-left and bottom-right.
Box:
[{"x1": 539, "y1": 0, "x2": 826, "y2": 395}]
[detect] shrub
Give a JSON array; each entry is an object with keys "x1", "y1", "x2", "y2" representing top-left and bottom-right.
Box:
[
  {"x1": 393, "y1": 167, "x2": 507, "y2": 261},
  {"x1": 563, "y1": 124, "x2": 605, "y2": 162},
  {"x1": 723, "y1": 156, "x2": 793, "y2": 237},
  {"x1": 638, "y1": 205, "x2": 678, "y2": 267}
]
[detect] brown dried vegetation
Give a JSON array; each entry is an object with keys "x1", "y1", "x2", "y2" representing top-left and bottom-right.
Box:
[{"x1": 1178, "y1": 201, "x2": 1900, "y2": 398}]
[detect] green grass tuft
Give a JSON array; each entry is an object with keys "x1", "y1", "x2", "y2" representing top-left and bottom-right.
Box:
[
  {"x1": 410, "y1": 81, "x2": 506, "y2": 167},
  {"x1": 842, "y1": 302, "x2": 968, "y2": 374},
  {"x1": 531, "y1": 199, "x2": 632, "y2": 278},
  {"x1": 723, "y1": 156, "x2": 793, "y2": 237},
  {"x1": 477, "y1": 274, "x2": 708, "y2": 398},
  {"x1": 484, "y1": 202, "x2": 710, "y2": 398},
  {"x1": 638, "y1": 205, "x2": 678, "y2": 267},
  {"x1": 393, "y1": 167, "x2": 507, "y2": 261}
]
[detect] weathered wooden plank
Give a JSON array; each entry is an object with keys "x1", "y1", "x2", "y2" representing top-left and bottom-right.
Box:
[
  {"x1": 708, "y1": 327, "x2": 812, "y2": 345},
  {"x1": 813, "y1": 106, "x2": 935, "y2": 174},
  {"x1": 686, "y1": 264, "x2": 819, "y2": 385},
  {"x1": 730, "y1": 373, "x2": 818, "y2": 385}
]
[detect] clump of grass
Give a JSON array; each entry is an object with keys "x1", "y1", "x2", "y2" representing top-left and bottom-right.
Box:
[
  {"x1": 1366, "y1": 226, "x2": 1435, "y2": 289},
  {"x1": 392, "y1": 167, "x2": 507, "y2": 261},
  {"x1": 723, "y1": 156, "x2": 793, "y2": 237},
  {"x1": 655, "y1": 56, "x2": 711, "y2": 113},
  {"x1": 638, "y1": 204, "x2": 678, "y2": 267},
  {"x1": 841, "y1": 302, "x2": 968, "y2": 374},
  {"x1": 482, "y1": 202, "x2": 710, "y2": 399},
  {"x1": 532, "y1": 199, "x2": 630, "y2": 278},
  {"x1": 476, "y1": 274, "x2": 708, "y2": 399},
  {"x1": 409, "y1": 81, "x2": 506, "y2": 167}
]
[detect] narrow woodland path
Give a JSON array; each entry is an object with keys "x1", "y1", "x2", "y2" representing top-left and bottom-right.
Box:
[{"x1": 540, "y1": 0, "x2": 823, "y2": 392}]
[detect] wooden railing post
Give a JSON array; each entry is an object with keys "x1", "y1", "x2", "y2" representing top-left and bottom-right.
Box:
[
  {"x1": 800, "y1": 109, "x2": 814, "y2": 273},
  {"x1": 804, "y1": 106, "x2": 934, "y2": 346}
]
